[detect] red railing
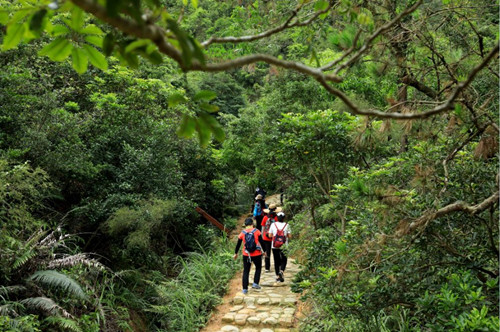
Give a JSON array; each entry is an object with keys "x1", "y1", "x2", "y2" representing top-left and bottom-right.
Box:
[{"x1": 195, "y1": 207, "x2": 231, "y2": 236}]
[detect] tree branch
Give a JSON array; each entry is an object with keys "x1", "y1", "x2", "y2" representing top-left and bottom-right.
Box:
[
  {"x1": 404, "y1": 190, "x2": 500, "y2": 235},
  {"x1": 202, "y1": 2, "x2": 333, "y2": 47},
  {"x1": 333, "y1": 0, "x2": 423, "y2": 75},
  {"x1": 70, "y1": 0, "x2": 183, "y2": 64},
  {"x1": 318, "y1": 42, "x2": 499, "y2": 119}
]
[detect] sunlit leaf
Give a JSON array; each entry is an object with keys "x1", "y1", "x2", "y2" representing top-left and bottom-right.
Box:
[
  {"x1": 71, "y1": 47, "x2": 88, "y2": 74},
  {"x1": 0, "y1": 10, "x2": 8, "y2": 25},
  {"x1": 314, "y1": 0, "x2": 329, "y2": 11},
  {"x1": 70, "y1": 6, "x2": 84, "y2": 31},
  {"x1": 125, "y1": 39, "x2": 150, "y2": 53},
  {"x1": 82, "y1": 44, "x2": 108, "y2": 70},
  {"x1": 51, "y1": 24, "x2": 69, "y2": 36},
  {"x1": 85, "y1": 35, "x2": 103, "y2": 47},
  {"x1": 80, "y1": 24, "x2": 103, "y2": 35},
  {"x1": 39, "y1": 38, "x2": 73, "y2": 61},
  {"x1": 2, "y1": 23, "x2": 26, "y2": 51}
]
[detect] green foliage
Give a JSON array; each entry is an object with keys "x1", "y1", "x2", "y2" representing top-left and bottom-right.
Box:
[
  {"x1": 146, "y1": 238, "x2": 238, "y2": 331},
  {"x1": 29, "y1": 270, "x2": 87, "y2": 300}
]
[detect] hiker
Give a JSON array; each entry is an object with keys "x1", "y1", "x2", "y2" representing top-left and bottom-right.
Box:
[
  {"x1": 253, "y1": 194, "x2": 267, "y2": 232},
  {"x1": 255, "y1": 187, "x2": 267, "y2": 199},
  {"x1": 261, "y1": 204, "x2": 280, "y2": 272},
  {"x1": 268, "y1": 211, "x2": 291, "y2": 282},
  {"x1": 233, "y1": 218, "x2": 263, "y2": 294}
]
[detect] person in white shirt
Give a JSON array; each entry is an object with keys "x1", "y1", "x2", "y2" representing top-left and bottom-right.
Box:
[{"x1": 268, "y1": 211, "x2": 291, "y2": 282}]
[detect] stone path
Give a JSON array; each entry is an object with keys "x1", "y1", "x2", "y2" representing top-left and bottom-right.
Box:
[
  {"x1": 215, "y1": 255, "x2": 300, "y2": 332},
  {"x1": 202, "y1": 194, "x2": 300, "y2": 332}
]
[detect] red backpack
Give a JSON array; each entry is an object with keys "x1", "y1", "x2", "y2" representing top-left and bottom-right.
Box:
[
  {"x1": 273, "y1": 223, "x2": 288, "y2": 248},
  {"x1": 263, "y1": 215, "x2": 275, "y2": 236}
]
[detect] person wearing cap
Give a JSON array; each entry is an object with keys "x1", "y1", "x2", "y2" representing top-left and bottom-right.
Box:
[
  {"x1": 253, "y1": 194, "x2": 267, "y2": 232},
  {"x1": 261, "y1": 204, "x2": 281, "y2": 272},
  {"x1": 233, "y1": 218, "x2": 263, "y2": 294},
  {"x1": 268, "y1": 211, "x2": 291, "y2": 282}
]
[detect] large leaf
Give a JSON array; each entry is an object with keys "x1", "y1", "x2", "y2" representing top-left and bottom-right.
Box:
[
  {"x1": 82, "y1": 44, "x2": 108, "y2": 70},
  {"x1": 2, "y1": 23, "x2": 26, "y2": 51},
  {"x1": 193, "y1": 90, "x2": 217, "y2": 102},
  {"x1": 177, "y1": 114, "x2": 196, "y2": 138},
  {"x1": 39, "y1": 38, "x2": 73, "y2": 61},
  {"x1": 71, "y1": 47, "x2": 88, "y2": 74},
  {"x1": 80, "y1": 24, "x2": 104, "y2": 35},
  {"x1": 124, "y1": 39, "x2": 150, "y2": 53}
]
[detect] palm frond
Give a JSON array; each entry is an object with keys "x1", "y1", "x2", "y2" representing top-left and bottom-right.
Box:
[
  {"x1": 19, "y1": 296, "x2": 73, "y2": 318},
  {"x1": 0, "y1": 285, "x2": 27, "y2": 298},
  {"x1": 45, "y1": 316, "x2": 82, "y2": 332},
  {"x1": 0, "y1": 302, "x2": 24, "y2": 316},
  {"x1": 29, "y1": 270, "x2": 87, "y2": 300}
]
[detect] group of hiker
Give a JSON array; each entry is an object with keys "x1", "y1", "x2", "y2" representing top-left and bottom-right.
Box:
[{"x1": 233, "y1": 188, "x2": 291, "y2": 294}]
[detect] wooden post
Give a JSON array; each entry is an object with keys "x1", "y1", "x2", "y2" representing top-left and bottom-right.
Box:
[{"x1": 195, "y1": 207, "x2": 231, "y2": 236}]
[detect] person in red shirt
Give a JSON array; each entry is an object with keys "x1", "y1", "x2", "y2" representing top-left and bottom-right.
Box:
[
  {"x1": 233, "y1": 218, "x2": 263, "y2": 294},
  {"x1": 261, "y1": 204, "x2": 281, "y2": 272}
]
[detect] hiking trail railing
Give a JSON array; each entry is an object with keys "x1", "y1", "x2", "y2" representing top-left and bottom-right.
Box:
[{"x1": 195, "y1": 207, "x2": 231, "y2": 236}]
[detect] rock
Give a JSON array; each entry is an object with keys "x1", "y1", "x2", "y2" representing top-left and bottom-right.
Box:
[
  {"x1": 275, "y1": 329, "x2": 291, "y2": 332},
  {"x1": 247, "y1": 316, "x2": 261, "y2": 325},
  {"x1": 230, "y1": 305, "x2": 244, "y2": 312},
  {"x1": 243, "y1": 297, "x2": 255, "y2": 305},
  {"x1": 247, "y1": 305, "x2": 257, "y2": 309},
  {"x1": 238, "y1": 308, "x2": 255, "y2": 315},
  {"x1": 284, "y1": 298, "x2": 297, "y2": 304},
  {"x1": 241, "y1": 329, "x2": 258, "y2": 332},
  {"x1": 222, "y1": 313, "x2": 235, "y2": 323},
  {"x1": 263, "y1": 317, "x2": 278, "y2": 326},
  {"x1": 257, "y1": 297, "x2": 270, "y2": 305},
  {"x1": 279, "y1": 315, "x2": 294, "y2": 327},
  {"x1": 233, "y1": 296, "x2": 244, "y2": 305},
  {"x1": 256, "y1": 307, "x2": 269, "y2": 312},
  {"x1": 260, "y1": 329, "x2": 274, "y2": 332},
  {"x1": 283, "y1": 308, "x2": 295, "y2": 315},
  {"x1": 221, "y1": 325, "x2": 239, "y2": 332},
  {"x1": 235, "y1": 314, "x2": 249, "y2": 326},
  {"x1": 256, "y1": 312, "x2": 269, "y2": 320},
  {"x1": 270, "y1": 297, "x2": 282, "y2": 305}
]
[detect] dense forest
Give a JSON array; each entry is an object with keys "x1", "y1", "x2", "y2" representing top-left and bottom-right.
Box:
[{"x1": 0, "y1": 0, "x2": 498, "y2": 331}]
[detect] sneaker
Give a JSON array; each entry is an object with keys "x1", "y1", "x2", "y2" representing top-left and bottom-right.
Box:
[
  {"x1": 265, "y1": 269, "x2": 270, "y2": 273},
  {"x1": 242, "y1": 289, "x2": 248, "y2": 294},
  {"x1": 252, "y1": 283, "x2": 261, "y2": 289},
  {"x1": 279, "y1": 271, "x2": 285, "y2": 282}
]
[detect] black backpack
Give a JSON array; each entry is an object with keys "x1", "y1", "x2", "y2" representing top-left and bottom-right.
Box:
[{"x1": 243, "y1": 229, "x2": 257, "y2": 253}]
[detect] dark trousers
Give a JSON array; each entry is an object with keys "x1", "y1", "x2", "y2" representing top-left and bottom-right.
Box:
[
  {"x1": 255, "y1": 215, "x2": 263, "y2": 232},
  {"x1": 242, "y1": 255, "x2": 262, "y2": 290},
  {"x1": 261, "y1": 240, "x2": 272, "y2": 270},
  {"x1": 272, "y1": 248, "x2": 287, "y2": 276}
]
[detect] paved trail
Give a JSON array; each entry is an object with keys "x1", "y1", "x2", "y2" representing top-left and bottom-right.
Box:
[{"x1": 202, "y1": 195, "x2": 300, "y2": 332}]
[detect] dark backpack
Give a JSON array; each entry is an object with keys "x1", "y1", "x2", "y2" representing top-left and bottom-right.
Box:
[
  {"x1": 273, "y1": 223, "x2": 288, "y2": 248},
  {"x1": 243, "y1": 229, "x2": 258, "y2": 253},
  {"x1": 263, "y1": 216, "x2": 274, "y2": 236},
  {"x1": 255, "y1": 202, "x2": 263, "y2": 216}
]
